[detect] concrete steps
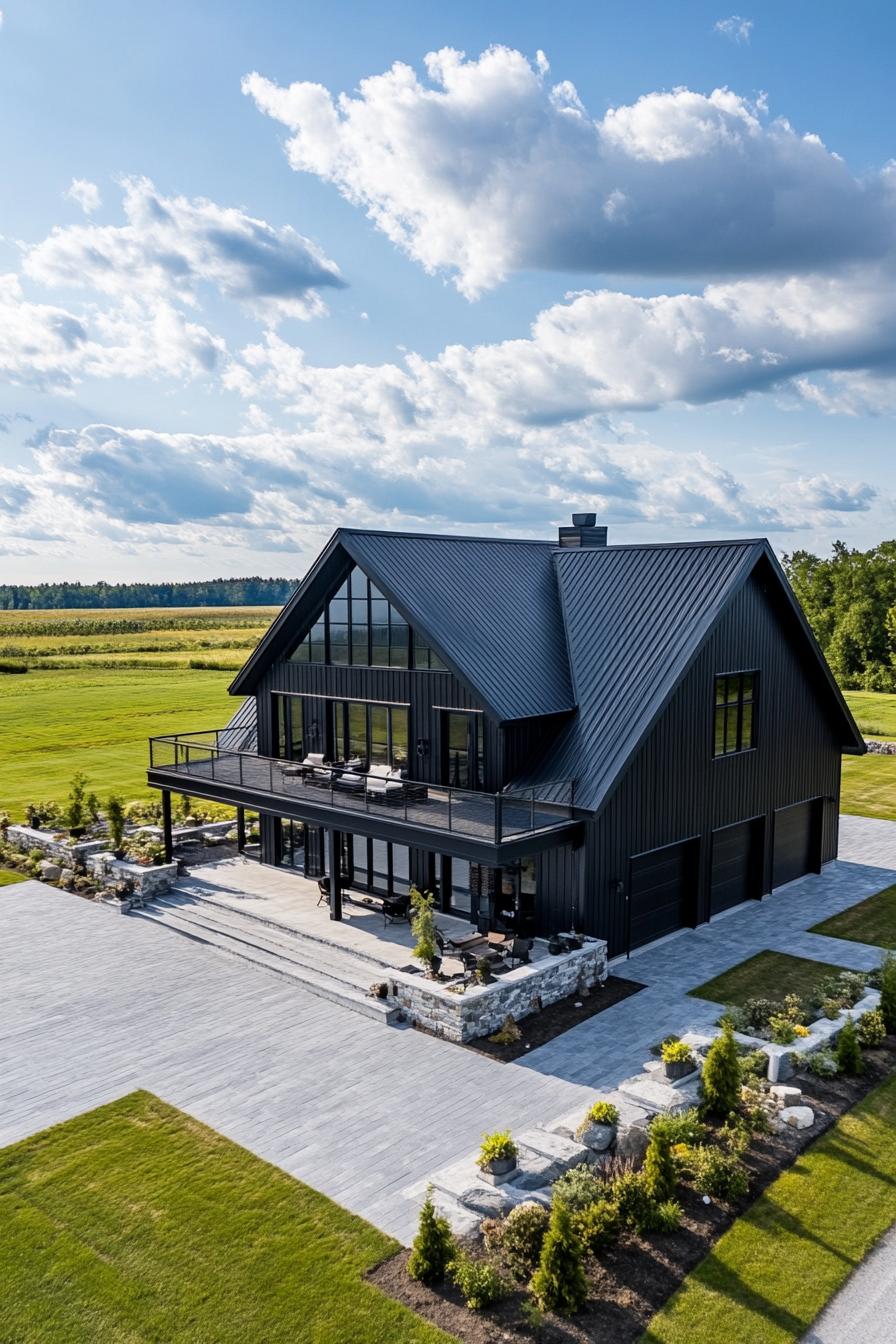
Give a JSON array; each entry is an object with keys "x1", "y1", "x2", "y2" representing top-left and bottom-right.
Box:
[{"x1": 132, "y1": 895, "x2": 401, "y2": 1025}]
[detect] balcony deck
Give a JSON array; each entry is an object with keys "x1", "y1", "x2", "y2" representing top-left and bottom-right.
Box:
[{"x1": 148, "y1": 732, "x2": 579, "y2": 860}]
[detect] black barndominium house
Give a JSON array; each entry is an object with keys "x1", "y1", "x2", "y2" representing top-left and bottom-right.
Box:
[{"x1": 147, "y1": 516, "x2": 864, "y2": 958}]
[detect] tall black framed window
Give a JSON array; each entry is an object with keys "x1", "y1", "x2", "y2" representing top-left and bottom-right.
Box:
[
  {"x1": 714, "y1": 671, "x2": 757, "y2": 757},
  {"x1": 442, "y1": 710, "x2": 484, "y2": 789},
  {"x1": 328, "y1": 699, "x2": 410, "y2": 769},
  {"x1": 273, "y1": 694, "x2": 303, "y2": 761},
  {"x1": 288, "y1": 565, "x2": 448, "y2": 670}
]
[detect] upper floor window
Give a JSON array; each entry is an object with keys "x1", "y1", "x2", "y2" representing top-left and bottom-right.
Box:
[
  {"x1": 288, "y1": 564, "x2": 447, "y2": 671},
  {"x1": 714, "y1": 671, "x2": 757, "y2": 757}
]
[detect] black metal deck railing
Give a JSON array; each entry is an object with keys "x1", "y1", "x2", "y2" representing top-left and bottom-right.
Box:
[{"x1": 149, "y1": 730, "x2": 575, "y2": 844}]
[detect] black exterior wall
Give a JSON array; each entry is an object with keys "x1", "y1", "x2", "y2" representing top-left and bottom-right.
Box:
[{"x1": 565, "y1": 567, "x2": 844, "y2": 957}]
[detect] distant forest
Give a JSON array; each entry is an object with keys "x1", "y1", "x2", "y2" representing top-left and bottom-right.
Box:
[
  {"x1": 0, "y1": 577, "x2": 297, "y2": 610},
  {"x1": 783, "y1": 541, "x2": 896, "y2": 692}
]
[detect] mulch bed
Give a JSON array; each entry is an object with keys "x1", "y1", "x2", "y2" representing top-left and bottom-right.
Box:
[
  {"x1": 369, "y1": 1037, "x2": 896, "y2": 1344},
  {"x1": 459, "y1": 976, "x2": 646, "y2": 1063}
]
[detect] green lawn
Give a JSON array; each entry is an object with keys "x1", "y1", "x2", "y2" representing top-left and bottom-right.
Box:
[
  {"x1": 0, "y1": 667, "x2": 236, "y2": 819},
  {"x1": 689, "y1": 950, "x2": 847, "y2": 1007},
  {"x1": 841, "y1": 752, "x2": 896, "y2": 823},
  {"x1": 811, "y1": 882, "x2": 896, "y2": 949},
  {"x1": 0, "y1": 1090, "x2": 450, "y2": 1344},
  {"x1": 843, "y1": 690, "x2": 896, "y2": 739},
  {"x1": 642, "y1": 1073, "x2": 896, "y2": 1344},
  {"x1": 0, "y1": 868, "x2": 28, "y2": 886}
]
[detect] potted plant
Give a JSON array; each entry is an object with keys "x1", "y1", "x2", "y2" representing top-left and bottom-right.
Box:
[
  {"x1": 106, "y1": 794, "x2": 127, "y2": 859},
  {"x1": 410, "y1": 886, "x2": 439, "y2": 975},
  {"x1": 475, "y1": 956, "x2": 492, "y2": 985},
  {"x1": 661, "y1": 1039, "x2": 696, "y2": 1080},
  {"x1": 575, "y1": 1100, "x2": 620, "y2": 1151},
  {"x1": 547, "y1": 933, "x2": 563, "y2": 956},
  {"x1": 25, "y1": 803, "x2": 42, "y2": 830},
  {"x1": 477, "y1": 1130, "x2": 518, "y2": 1185}
]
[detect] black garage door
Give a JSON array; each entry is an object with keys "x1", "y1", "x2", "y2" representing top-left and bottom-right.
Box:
[
  {"x1": 710, "y1": 817, "x2": 764, "y2": 916},
  {"x1": 629, "y1": 839, "x2": 698, "y2": 951},
  {"x1": 773, "y1": 800, "x2": 821, "y2": 889}
]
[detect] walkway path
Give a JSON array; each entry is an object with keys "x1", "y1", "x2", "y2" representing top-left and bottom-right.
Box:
[
  {"x1": 803, "y1": 1221, "x2": 896, "y2": 1343},
  {"x1": 1, "y1": 813, "x2": 894, "y2": 1243}
]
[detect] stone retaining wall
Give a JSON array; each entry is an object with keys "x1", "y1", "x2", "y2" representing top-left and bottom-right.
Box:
[
  {"x1": 88, "y1": 852, "x2": 178, "y2": 900},
  {"x1": 4, "y1": 824, "x2": 108, "y2": 866},
  {"x1": 391, "y1": 938, "x2": 607, "y2": 1043},
  {"x1": 865, "y1": 739, "x2": 896, "y2": 755}
]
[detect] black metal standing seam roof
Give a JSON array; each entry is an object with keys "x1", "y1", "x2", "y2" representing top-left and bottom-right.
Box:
[
  {"x1": 220, "y1": 696, "x2": 258, "y2": 753},
  {"x1": 509, "y1": 540, "x2": 764, "y2": 812},
  {"x1": 340, "y1": 531, "x2": 576, "y2": 722}
]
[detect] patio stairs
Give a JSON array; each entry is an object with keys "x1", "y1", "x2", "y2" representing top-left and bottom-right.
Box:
[{"x1": 132, "y1": 893, "x2": 402, "y2": 1024}]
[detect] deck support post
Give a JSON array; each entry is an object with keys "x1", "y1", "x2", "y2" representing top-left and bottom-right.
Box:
[
  {"x1": 236, "y1": 806, "x2": 246, "y2": 853},
  {"x1": 327, "y1": 827, "x2": 343, "y2": 921},
  {"x1": 161, "y1": 789, "x2": 173, "y2": 864}
]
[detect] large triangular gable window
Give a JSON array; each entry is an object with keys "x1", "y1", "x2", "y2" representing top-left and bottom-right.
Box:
[{"x1": 288, "y1": 564, "x2": 447, "y2": 671}]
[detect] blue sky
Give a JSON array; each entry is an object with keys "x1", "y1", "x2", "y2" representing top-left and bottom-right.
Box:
[{"x1": 1, "y1": 0, "x2": 895, "y2": 580}]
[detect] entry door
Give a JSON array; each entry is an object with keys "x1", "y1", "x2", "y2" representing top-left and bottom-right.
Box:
[
  {"x1": 441, "y1": 711, "x2": 483, "y2": 789},
  {"x1": 628, "y1": 839, "x2": 698, "y2": 951},
  {"x1": 773, "y1": 800, "x2": 822, "y2": 889},
  {"x1": 710, "y1": 817, "x2": 764, "y2": 916}
]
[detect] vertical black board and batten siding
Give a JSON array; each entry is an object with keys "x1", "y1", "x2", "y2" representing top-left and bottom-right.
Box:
[
  {"x1": 253, "y1": 658, "x2": 503, "y2": 792},
  {"x1": 585, "y1": 569, "x2": 843, "y2": 957}
]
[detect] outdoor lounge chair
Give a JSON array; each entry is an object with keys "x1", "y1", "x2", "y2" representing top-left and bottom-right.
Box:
[
  {"x1": 381, "y1": 893, "x2": 410, "y2": 925},
  {"x1": 365, "y1": 763, "x2": 406, "y2": 806},
  {"x1": 302, "y1": 753, "x2": 334, "y2": 788},
  {"x1": 316, "y1": 876, "x2": 330, "y2": 906}
]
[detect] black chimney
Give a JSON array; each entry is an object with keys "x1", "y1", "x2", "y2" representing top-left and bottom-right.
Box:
[{"x1": 558, "y1": 512, "x2": 608, "y2": 548}]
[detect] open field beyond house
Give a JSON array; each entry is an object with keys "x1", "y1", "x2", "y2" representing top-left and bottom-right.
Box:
[
  {"x1": 0, "y1": 606, "x2": 277, "y2": 818},
  {"x1": 841, "y1": 691, "x2": 896, "y2": 823},
  {"x1": 0, "y1": 1090, "x2": 449, "y2": 1344}
]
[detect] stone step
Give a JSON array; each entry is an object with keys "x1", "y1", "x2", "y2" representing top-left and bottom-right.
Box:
[
  {"x1": 132, "y1": 906, "x2": 400, "y2": 1025},
  {"x1": 151, "y1": 894, "x2": 382, "y2": 995},
  {"x1": 427, "y1": 1154, "x2": 550, "y2": 1220},
  {"x1": 170, "y1": 884, "x2": 399, "y2": 972},
  {"x1": 616, "y1": 1073, "x2": 700, "y2": 1114},
  {"x1": 514, "y1": 1127, "x2": 591, "y2": 1179}
]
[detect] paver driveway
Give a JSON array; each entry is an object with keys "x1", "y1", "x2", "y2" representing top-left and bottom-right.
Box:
[{"x1": 2, "y1": 814, "x2": 895, "y2": 1242}]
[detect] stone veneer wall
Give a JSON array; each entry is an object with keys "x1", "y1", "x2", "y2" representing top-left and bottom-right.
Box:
[
  {"x1": 5, "y1": 824, "x2": 109, "y2": 866},
  {"x1": 391, "y1": 939, "x2": 608, "y2": 1043},
  {"x1": 865, "y1": 739, "x2": 896, "y2": 755},
  {"x1": 88, "y1": 852, "x2": 178, "y2": 900}
]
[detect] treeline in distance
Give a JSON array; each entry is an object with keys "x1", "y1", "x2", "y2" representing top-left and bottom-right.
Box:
[{"x1": 0, "y1": 577, "x2": 297, "y2": 611}]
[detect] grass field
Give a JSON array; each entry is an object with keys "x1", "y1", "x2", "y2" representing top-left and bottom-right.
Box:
[
  {"x1": 811, "y1": 882, "x2": 896, "y2": 949},
  {"x1": 643, "y1": 1072, "x2": 896, "y2": 1344},
  {"x1": 0, "y1": 606, "x2": 279, "y2": 819},
  {"x1": 688, "y1": 950, "x2": 848, "y2": 1007},
  {"x1": 838, "y1": 691, "x2": 896, "y2": 822},
  {"x1": 0, "y1": 869, "x2": 28, "y2": 886},
  {"x1": 0, "y1": 1090, "x2": 449, "y2": 1344}
]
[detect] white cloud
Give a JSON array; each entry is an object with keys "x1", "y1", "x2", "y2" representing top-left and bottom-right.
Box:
[
  {"x1": 0, "y1": 271, "x2": 226, "y2": 390},
  {"x1": 64, "y1": 178, "x2": 102, "y2": 215},
  {"x1": 790, "y1": 474, "x2": 877, "y2": 512},
  {"x1": 25, "y1": 176, "x2": 345, "y2": 323},
  {"x1": 714, "y1": 15, "x2": 753, "y2": 43},
  {"x1": 244, "y1": 47, "x2": 895, "y2": 296}
]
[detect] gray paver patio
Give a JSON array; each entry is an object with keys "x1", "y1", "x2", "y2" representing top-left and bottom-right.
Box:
[{"x1": 1, "y1": 812, "x2": 894, "y2": 1243}]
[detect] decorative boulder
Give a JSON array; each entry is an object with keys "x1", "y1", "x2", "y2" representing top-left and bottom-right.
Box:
[
  {"x1": 771, "y1": 1084, "x2": 802, "y2": 1105},
  {"x1": 615, "y1": 1124, "x2": 650, "y2": 1165},
  {"x1": 781, "y1": 1105, "x2": 815, "y2": 1130},
  {"x1": 38, "y1": 861, "x2": 62, "y2": 881},
  {"x1": 577, "y1": 1121, "x2": 616, "y2": 1152}
]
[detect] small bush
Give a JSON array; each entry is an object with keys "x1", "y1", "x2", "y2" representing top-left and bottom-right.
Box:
[
  {"x1": 835, "y1": 1017, "x2": 864, "y2": 1075},
  {"x1": 681, "y1": 1145, "x2": 750, "y2": 1201},
  {"x1": 410, "y1": 886, "x2": 438, "y2": 969},
  {"x1": 478, "y1": 1130, "x2": 518, "y2": 1167},
  {"x1": 880, "y1": 953, "x2": 896, "y2": 1034},
  {"x1": 857, "y1": 1008, "x2": 886, "y2": 1048},
  {"x1": 821, "y1": 997, "x2": 845, "y2": 1020},
  {"x1": 768, "y1": 1014, "x2": 797, "y2": 1045},
  {"x1": 643, "y1": 1198, "x2": 682, "y2": 1233},
  {"x1": 731, "y1": 997, "x2": 779, "y2": 1034},
  {"x1": 488, "y1": 1015, "x2": 522, "y2": 1046},
  {"x1": 530, "y1": 1201, "x2": 588, "y2": 1316},
  {"x1": 806, "y1": 1048, "x2": 839, "y2": 1078},
  {"x1": 660, "y1": 1040, "x2": 695, "y2": 1065},
  {"x1": 407, "y1": 1190, "x2": 455, "y2": 1285},
  {"x1": 497, "y1": 1202, "x2": 550, "y2": 1280},
  {"x1": 643, "y1": 1130, "x2": 677, "y2": 1203},
  {"x1": 650, "y1": 1108, "x2": 708, "y2": 1147},
  {"x1": 0, "y1": 659, "x2": 28, "y2": 673},
  {"x1": 739, "y1": 1048, "x2": 770, "y2": 1080},
  {"x1": 448, "y1": 1250, "x2": 507, "y2": 1310},
  {"x1": 551, "y1": 1164, "x2": 603, "y2": 1211},
  {"x1": 701, "y1": 1020, "x2": 742, "y2": 1116},
  {"x1": 608, "y1": 1170, "x2": 658, "y2": 1234},
  {"x1": 571, "y1": 1198, "x2": 621, "y2": 1255},
  {"x1": 583, "y1": 1100, "x2": 619, "y2": 1127}
]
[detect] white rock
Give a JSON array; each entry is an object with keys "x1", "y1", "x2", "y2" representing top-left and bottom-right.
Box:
[
  {"x1": 771, "y1": 1084, "x2": 802, "y2": 1105},
  {"x1": 781, "y1": 1105, "x2": 815, "y2": 1130},
  {"x1": 577, "y1": 1121, "x2": 616, "y2": 1152}
]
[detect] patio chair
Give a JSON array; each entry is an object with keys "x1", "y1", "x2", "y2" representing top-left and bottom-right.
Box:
[
  {"x1": 316, "y1": 876, "x2": 330, "y2": 907},
  {"x1": 381, "y1": 893, "x2": 410, "y2": 926},
  {"x1": 365, "y1": 763, "x2": 406, "y2": 806},
  {"x1": 302, "y1": 753, "x2": 334, "y2": 788},
  {"x1": 498, "y1": 936, "x2": 532, "y2": 968}
]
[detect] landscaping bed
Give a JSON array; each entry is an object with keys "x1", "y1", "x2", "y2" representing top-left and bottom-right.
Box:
[
  {"x1": 372, "y1": 1037, "x2": 896, "y2": 1344},
  {"x1": 461, "y1": 975, "x2": 646, "y2": 1062}
]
